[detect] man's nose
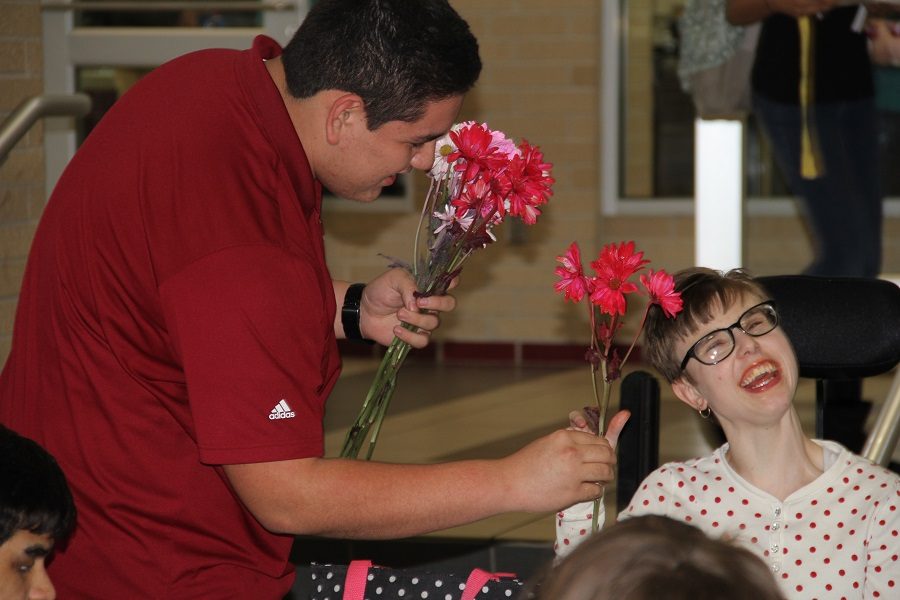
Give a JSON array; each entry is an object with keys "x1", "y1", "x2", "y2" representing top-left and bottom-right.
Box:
[{"x1": 410, "y1": 140, "x2": 437, "y2": 171}]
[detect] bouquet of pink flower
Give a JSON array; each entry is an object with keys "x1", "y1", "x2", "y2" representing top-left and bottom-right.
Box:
[
  {"x1": 554, "y1": 241, "x2": 683, "y2": 530},
  {"x1": 341, "y1": 121, "x2": 554, "y2": 459}
]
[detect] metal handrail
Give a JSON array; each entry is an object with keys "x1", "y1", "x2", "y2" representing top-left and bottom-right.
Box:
[
  {"x1": 41, "y1": 1, "x2": 292, "y2": 11},
  {"x1": 0, "y1": 94, "x2": 92, "y2": 166}
]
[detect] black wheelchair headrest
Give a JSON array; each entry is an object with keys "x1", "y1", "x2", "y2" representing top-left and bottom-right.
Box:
[{"x1": 757, "y1": 275, "x2": 900, "y2": 380}]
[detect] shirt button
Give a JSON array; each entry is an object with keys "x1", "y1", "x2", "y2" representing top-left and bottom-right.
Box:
[
  {"x1": 772, "y1": 564, "x2": 780, "y2": 573},
  {"x1": 771, "y1": 522, "x2": 780, "y2": 531},
  {"x1": 774, "y1": 507, "x2": 781, "y2": 516},
  {"x1": 770, "y1": 544, "x2": 779, "y2": 553}
]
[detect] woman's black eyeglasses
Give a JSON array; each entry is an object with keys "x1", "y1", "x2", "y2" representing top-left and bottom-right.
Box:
[{"x1": 679, "y1": 301, "x2": 779, "y2": 372}]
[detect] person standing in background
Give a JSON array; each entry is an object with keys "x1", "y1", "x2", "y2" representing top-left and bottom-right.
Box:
[{"x1": 727, "y1": 0, "x2": 882, "y2": 277}]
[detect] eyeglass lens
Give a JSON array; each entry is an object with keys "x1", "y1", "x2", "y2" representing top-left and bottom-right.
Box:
[{"x1": 693, "y1": 303, "x2": 778, "y2": 366}]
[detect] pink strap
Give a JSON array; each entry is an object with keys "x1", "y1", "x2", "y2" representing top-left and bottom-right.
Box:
[
  {"x1": 343, "y1": 560, "x2": 373, "y2": 600},
  {"x1": 461, "y1": 568, "x2": 517, "y2": 600}
]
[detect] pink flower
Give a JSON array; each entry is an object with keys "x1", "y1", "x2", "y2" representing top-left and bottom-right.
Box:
[
  {"x1": 433, "y1": 204, "x2": 474, "y2": 236},
  {"x1": 554, "y1": 242, "x2": 593, "y2": 302},
  {"x1": 448, "y1": 122, "x2": 510, "y2": 184},
  {"x1": 589, "y1": 242, "x2": 648, "y2": 316},
  {"x1": 452, "y1": 177, "x2": 505, "y2": 221},
  {"x1": 504, "y1": 142, "x2": 554, "y2": 226},
  {"x1": 552, "y1": 239, "x2": 680, "y2": 469},
  {"x1": 641, "y1": 269, "x2": 683, "y2": 318}
]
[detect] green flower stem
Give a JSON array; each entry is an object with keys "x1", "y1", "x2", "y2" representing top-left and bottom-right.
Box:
[
  {"x1": 339, "y1": 324, "x2": 416, "y2": 460},
  {"x1": 619, "y1": 305, "x2": 650, "y2": 368},
  {"x1": 340, "y1": 181, "x2": 494, "y2": 460},
  {"x1": 598, "y1": 360, "x2": 611, "y2": 438},
  {"x1": 589, "y1": 362, "x2": 612, "y2": 534},
  {"x1": 590, "y1": 363, "x2": 602, "y2": 535}
]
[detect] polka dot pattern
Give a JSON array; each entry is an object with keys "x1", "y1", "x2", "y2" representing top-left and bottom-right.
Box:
[
  {"x1": 310, "y1": 564, "x2": 524, "y2": 600},
  {"x1": 556, "y1": 440, "x2": 900, "y2": 599}
]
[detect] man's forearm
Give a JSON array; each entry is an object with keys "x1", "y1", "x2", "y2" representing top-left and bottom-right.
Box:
[
  {"x1": 224, "y1": 457, "x2": 518, "y2": 539},
  {"x1": 223, "y1": 428, "x2": 616, "y2": 539}
]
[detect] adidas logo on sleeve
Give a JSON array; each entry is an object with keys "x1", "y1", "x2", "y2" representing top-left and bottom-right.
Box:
[{"x1": 269, "y1": 399, "x2": 296, "y2": 420}]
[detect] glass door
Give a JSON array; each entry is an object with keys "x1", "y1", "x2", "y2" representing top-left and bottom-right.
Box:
[{"x1": 41, "y1": 0, "x2": 309, "y2": 195}]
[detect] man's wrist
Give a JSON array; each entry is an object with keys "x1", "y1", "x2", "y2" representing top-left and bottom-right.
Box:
[{"x1": 341, "y1": 283, "x2": 374, "y2": 344}]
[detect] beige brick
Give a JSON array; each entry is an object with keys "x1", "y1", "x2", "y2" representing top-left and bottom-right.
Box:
[
  {"x1": 0, "y1": 334, "x2": 10, "y2": 365},
  {"x1": 515, "y1": 90, "x2": 597, "y2": 115},
  {"x1": 571, "y1": 65, "x2": 598, "y2": 87},
  {"x1": 484, "y1": 14, "x2": 573, "y2": 37},
  {"x1": 0, "y1": 224, "x2": 36, "y2": 260},
  {"x1": 0, "y1": 185, "x2": 30, "y2": 222},
  {"x1": 0, "y1": 76, "x2": 42, "y2": 113},
  {"x1": 25, "y1": 185, "x2": 46, "y2": 219},
  {"x1": 454, "y1": 0, "x2": 597, "y2": 13},
  {"x1": 23, "y1": 39, "x2": 41, "y2": 74},
  {"x1": 539, "y1": 141, "x2": 595, "y2": 165},
  {"x1": 470, "y1": 39, "x2": 520, "y2": 62},
  {"x1": 0, "y1": 4, "x2": 41, "y2": 36},
  {"x1": 0, "y1": 146, "x2": 43, "y2": 183},
  {"x1": 512, "y1": 39, "x2": 597, "y2": 62},
  {"x1": 0, "y1": 296, "x2": 16, "y2": 335},
  {"x1": 0, "y1": 41, "x2": 26, "y2": 73},
  {"x1": 563, "y1": 114, "x2": 598, "y2": 139},
  {"x1": 486, "y1": 64, "x2": 579, "y2": 88},
  {"x1": 570, "y1": 12, "x2": 600, "y2": 35}
]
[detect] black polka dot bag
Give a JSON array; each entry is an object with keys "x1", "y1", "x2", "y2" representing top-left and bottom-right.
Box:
[{"x1": 310, "y1": 559, "x2": 524, "y2": 600}]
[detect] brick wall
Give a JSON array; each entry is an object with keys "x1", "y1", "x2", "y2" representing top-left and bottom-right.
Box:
[
  {"x1": 0, "y1": 1, "x2": 898, "y2": 363},
  {"x1": 0, "y1": 0, "x2": 42, "y2": 364},
  {"x1": 324, "y1": 0, "x2": 900, "y2": 347}
]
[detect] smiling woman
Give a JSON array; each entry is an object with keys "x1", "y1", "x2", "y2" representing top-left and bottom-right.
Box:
[{"x1": 555, "y1": 267, "x2": 900, "y2": 600}]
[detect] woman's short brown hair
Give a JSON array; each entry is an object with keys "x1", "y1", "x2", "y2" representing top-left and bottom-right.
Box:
[{"x1": 643, "y1": 268, "x2": 771, "y2": 382}]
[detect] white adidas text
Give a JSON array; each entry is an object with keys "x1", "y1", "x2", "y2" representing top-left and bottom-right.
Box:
[{"x1": 269, "y1": 399, "x2": 296, "y2": 420}]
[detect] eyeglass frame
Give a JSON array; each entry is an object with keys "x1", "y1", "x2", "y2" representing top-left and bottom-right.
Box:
[{"x1": 678, "y1": 300, "x2": 779, "y2": 372}]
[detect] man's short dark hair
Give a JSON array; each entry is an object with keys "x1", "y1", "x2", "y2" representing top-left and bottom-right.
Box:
[
  {"x1": 281, "y1": 0, "x2": 481, "y2": 130},
  {"x1": 0, "y1": 425, "x2": 76, "y2": 545}
]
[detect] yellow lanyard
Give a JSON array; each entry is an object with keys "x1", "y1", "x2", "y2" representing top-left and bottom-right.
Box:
[{"x1": 799, "y1": 16, "x2": 823, "y2": 179}]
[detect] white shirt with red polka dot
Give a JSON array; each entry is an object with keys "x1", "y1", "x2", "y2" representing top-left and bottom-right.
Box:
[{"x1": 555, "y1": 440, "x2": 900, "y2": 599}]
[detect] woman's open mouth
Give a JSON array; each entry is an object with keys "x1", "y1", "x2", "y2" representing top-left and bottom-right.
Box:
[{"x1": 740, "y1": 359, "x2": 781, "y2": 392}]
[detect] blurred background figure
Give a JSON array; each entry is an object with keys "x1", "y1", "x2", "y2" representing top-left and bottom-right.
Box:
[{"x1": 727, "y1": 1, "x2": 882, "y2": 277}]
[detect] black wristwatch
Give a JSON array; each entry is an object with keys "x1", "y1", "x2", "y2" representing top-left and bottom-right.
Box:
[{"x1": 341, "y1": 283, "x2": 374, "y2": 344}]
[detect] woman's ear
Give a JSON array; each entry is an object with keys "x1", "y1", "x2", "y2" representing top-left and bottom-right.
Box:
[
  {"x1": 324, "y1": 93, "x2": 365, "y2": 145},
  {"x1": 672, "y1": 377, "x2": 706, "y2": 412}
]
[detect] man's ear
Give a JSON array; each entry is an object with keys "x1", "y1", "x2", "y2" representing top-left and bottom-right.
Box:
[
  {"x1": 325, "y1": 93, "x2": 366, "y2": 145},
  {"x1": 672, "y1": 377, "x2": 706, "y2": 412}
]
